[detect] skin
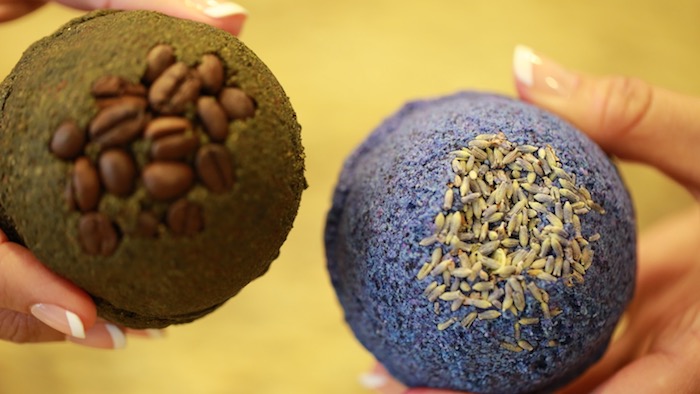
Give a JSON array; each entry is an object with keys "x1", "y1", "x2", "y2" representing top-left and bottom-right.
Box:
[
  {"x1": 3, "y1": 6, "x2": 699, "y2": 389},
  {"x1": 0, "y1": 0, "x2": 245, "y2": 349},
  {"x1": 0, "y1": 0, "x2": 246, "y2": 35},
  {"x1": 377, "y1": 49, "x2": 700, "y2": 393}
]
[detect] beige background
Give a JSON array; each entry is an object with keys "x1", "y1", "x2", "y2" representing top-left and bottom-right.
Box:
[{"x1": 0, "y1": 1, "x2": 697, "y2": 393}]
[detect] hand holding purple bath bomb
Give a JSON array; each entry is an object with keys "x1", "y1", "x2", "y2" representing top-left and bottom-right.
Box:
[
  {"x1": 355, "y1": 46, "x2": 700, "y2": 394},
  {"x1": 326, "y1": 88, "x2": 636, "y2": 393}
]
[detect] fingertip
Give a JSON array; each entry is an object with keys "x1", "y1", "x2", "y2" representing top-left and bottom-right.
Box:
[
  {"x1": 514, "y1": 78, "x2": 533, "y2": 103},
  {"x1": 0, "y1": 239, "x2": 97, "y2": 329},
  {"x1": 125, "y1": 327, "x2": 167, "y2": 339},
  {"x1": 513, "y1": 45, "x2": 536, "y2": 89},
  {"x1": 359, "y1": 371, "x2": 389, "y2": 391},
  {"x1": 92, "y1": 0, "x2": 248, "y2": 36},
  {"x1": 510, "y1": 45, "x2": 581, "y2": 127},
  {"x1": 511, "y1": 44, "x2": 580, "y2": 103},
  {"x1": 202, "y1": 12, "x2": 247, "y2": 36},
  {"x1": 68, "y1": 322, "x2": 126, "y2": 349},
  {"x1": 29, "y1": 303, "x2": 87, "y2": 338},
  {"x1": 362, "y1": 364, "x2": 407, "y2": 394}
]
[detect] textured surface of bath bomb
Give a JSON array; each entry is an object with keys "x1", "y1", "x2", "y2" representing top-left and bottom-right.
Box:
[
  {"x1": 0, "y1": 10, "x2": 305, "y2": 328},
  {"x1": 325, "y1": 92, "x2": 635, "y2": 393}
]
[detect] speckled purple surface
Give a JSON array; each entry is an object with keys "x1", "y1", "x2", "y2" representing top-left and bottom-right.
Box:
[{"x1": 325, "y1": 92, "x2": 636, "y2": 393}]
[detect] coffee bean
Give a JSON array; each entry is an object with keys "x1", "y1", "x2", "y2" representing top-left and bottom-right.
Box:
[
  {"x1": 149, "y1": 62, "x2": 201, "y2": 115},
  {"x1": 95, "y1": 96, "x2": 148, "y2": 110},
  {"x1": 144, "y1": 116, "x2": 192, "y2": 140},
  {"x1": 197, "y1": 97, "x2": 228, "y2": 142},
  {"x1": 72, "y1": 157, "x2": 101, "y2": 212},
  {"x1": 91, "y1": 75, "x2": 146, "y2": 98},
  {"x1": 89, "y1": 102, "x2": 147, "y2": 147},
  {"x1": 50, "y1": 120, "x2": 85, "y2": 160},
  {"x1": 99, "y1": 149, "x2": 136, "y2": 196},
  {"x1": 144, "y1": 116, "x2": 199, "y2": 160},
  {"x1": 151, "y1": 133, "x2": 200, "y2": 161},
  {"x1": 196, "y1": 144, "x2": 235, "y2": 193},
  {"x1": 91, "y1": 76, "x2": 124, "y2": 97},
  {"x1": 136, "y1": 211, "x2": 160, "y2": 238},
  {"x1": 167, "y1": 199, "x2": 203, "y2": 236},
  {"x1": 218, "y1": 88, "x2": 256, "y2": 120},
  {"x1": 197, "y1": 54, "x2": 224, "y2": 94},
  {"x1": 142, "y1": 162, "x2": 194, "y2": 201},
  {"x1": 143, "y1": 44, "x2": 176, "y2": 84},
  {"x1": 78, "y1": 212, "x2": 119, "y2": 256}
]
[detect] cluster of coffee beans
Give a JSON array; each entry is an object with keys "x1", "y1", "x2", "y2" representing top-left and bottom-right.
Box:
[{"x1": 50, "y1": 44, "x2": 256, "y2": 256}]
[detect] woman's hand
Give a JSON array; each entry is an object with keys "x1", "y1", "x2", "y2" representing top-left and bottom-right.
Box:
[
  {"x1": 370, "y1": 46, "x2": 700, "y2": 394},
  {"x1": 0, "y1": 228, "x2": 133, "y2": 348},
  {"x1": 0, "y1": 0, "x2": 247, "y2": 36},
  {"x1": 514, "y1": 44, "x2": 700, "y2": 394}
]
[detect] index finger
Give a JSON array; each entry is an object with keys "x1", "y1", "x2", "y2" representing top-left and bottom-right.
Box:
[
  {"x1": 55, "y1": 0, "x2": 248, "y2": 36},
  {"x1": 513, "y1": 45, "x2": 700, "y2": 194}
]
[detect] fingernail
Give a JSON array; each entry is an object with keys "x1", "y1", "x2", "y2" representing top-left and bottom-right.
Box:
[
  {"x1": 185, "y1": 0, "x2": 248, "y2": 18},
  {"x1": 30, "y1": 303, "x2": 86, "y2": 339},
  {"x1": 126, "y1": 328, "x2": 166, "y2": 339},
  {"x1": 359, "y1": 371, "x2": 388, "y2": 390},
  {"x1": 68, "y1": 323, "x2": 126, "y2": 349},
  {"x1": 513, "y1": 45, "x2": 578, "y2": 98}
]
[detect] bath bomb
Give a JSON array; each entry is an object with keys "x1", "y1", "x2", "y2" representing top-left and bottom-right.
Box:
[
  {"x1": 0, "y1": 11, "x2": 305, "y2": 328},
  {"x1": 325, "y1": 92, "x2": 635, "y2": 393}
]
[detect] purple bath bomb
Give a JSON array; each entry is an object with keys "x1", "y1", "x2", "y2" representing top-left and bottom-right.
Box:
[{"x1": 325, "y1": 92, "x2": 635, "y2": 393}]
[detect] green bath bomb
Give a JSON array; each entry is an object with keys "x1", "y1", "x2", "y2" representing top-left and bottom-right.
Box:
[{"x1": 0, "y1": 10, "x2": 306, "y2": 328}]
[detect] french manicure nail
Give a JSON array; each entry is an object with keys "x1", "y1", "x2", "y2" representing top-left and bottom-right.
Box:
[
  {"x1": 68, "y1": 323, "x2": 126, "y2": 349},
  {"x1": 142, "y1": 328, "x2": 165, "y2": 339},
  {"x1": 359, "y1": 371, "x2": 388, "y2": 390},
  {"x1": 105, "y1": 323, "x2": 127, "y2": 349},
  {"x1": 30, "y1": 303, "x2": 86, "y2": 339},
  {"x1": 185, "y1": 0, "x2": 248, "y2": 18},
  {"x1": 513, "y1": 45, "x2": 579, "y2": 98},
  {"x1": 513, "y1": 45, "x2": 537, "y2": 87},
  {"x1": 126, "y1": 328, "x2": 166, "y2": 339}
]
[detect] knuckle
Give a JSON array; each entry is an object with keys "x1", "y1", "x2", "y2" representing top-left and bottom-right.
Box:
[
  {"x1": 653, "y1": 301, "x2": 700, "y2": 353},
  {"x1": 678, "y1": 302, "x2": 700, "y2": 344},
  {"x1": 0, "y1": 309, "x2": 39, "y2": 343},
  {"x1": 596, "y1": 76, "x2": 653, "y2": 138}
]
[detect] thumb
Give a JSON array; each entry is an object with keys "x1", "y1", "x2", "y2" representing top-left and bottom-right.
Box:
[
  {"x1": 590, "y1": 301, "x2": 700, "y2": 394},
  {"x1": 0, "y1": 228, "x2": 132, "y2": 349},
  {"x1": 0, "y1": 229, "x2": 96, "y2": 341},
  {"x1": 513, "y1": 45, "x2": 700, "y2": 194}
]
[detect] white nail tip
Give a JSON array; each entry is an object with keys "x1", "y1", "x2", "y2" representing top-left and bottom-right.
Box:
[
  {"x1": 358, "y1": 372, "x2": 387, "y2": 389},
  {"x1": 203, "y1": 3, "x2": 248, "y2": 18},
  {"x1": 65, "y1": 310, "x2": 86, "y2": 339},
  {"x1": 144, "y1": 329, "x2": 165, "y2": 339},
  {"x1": 513, "y1": 45, "x2": 536, "y2": 87},
  {"x1": 105, "y1": 324, "x2": 126, "y2": 349}
]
